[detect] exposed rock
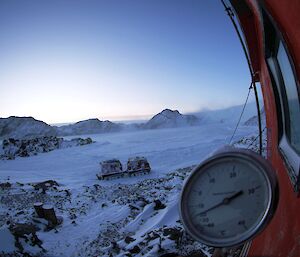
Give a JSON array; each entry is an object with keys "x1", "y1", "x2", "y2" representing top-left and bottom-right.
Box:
[
  {"x1": 71, "y1": 137, "x2": 93, "y2": 145},
  {"x1": 32, "y1": 180, "x2": 59, "y2": 192},
  {"x1": 1, "y1": 136, "x2": 93, "y2": 160},
  {"x1": 9, "y1": 223, "x2": 43, "y2": 254},
  {"x1": 124, "y1": 236, "x2": 136, "y2": 244},
  {"x1": 163, "y1": 227, "x2": 183, "y2": 241},
  {"x1": 1, "y1": 166, "x2": 210, "y2": 256},
  {"x1": 9, "y1": 223, "x2": 39, "y2": 237},
  {"x1": 0, "y1": 182, "x2": 12, "y2": 189},
  {"x1": 154, "y1": 199, "x2": 166, "y2": 210},
  {"x1": 129, "y1": 245, "x2": 140, "y2": 254}
]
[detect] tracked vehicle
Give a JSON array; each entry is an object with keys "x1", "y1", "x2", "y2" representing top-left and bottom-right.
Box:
[
  {"x1": 127, "y1": 156, "x2": 151, "y2": 176},
  {"x1": 97, "y1": 157, "x2": 151, "y2": 180},
  {"x1": 96, "y1": 159, "x2": 123, "y2": 180}
]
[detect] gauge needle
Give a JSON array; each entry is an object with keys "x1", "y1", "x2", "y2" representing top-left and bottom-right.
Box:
[{"x1": 196, "y1": 190, "x2": 243, "y2": 216}]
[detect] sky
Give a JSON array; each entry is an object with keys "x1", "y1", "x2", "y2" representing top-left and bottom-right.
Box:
[{"x1": 0, "y1": 0, "x2": 254, "y2": 123}]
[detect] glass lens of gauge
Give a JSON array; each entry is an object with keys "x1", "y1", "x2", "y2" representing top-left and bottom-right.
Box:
[{"x1": 181, "y1": 155, "x2": 272, "y2": 246}]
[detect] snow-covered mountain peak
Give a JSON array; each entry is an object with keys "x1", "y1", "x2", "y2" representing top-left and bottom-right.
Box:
[
  {"x1": 0, "y1": 116, "x2": 56, "y2": 139},
  {"x1": 56, "y1": 118, "x2": 121, "y2": 136},
  {"x1": 143, "y1": 109, "x2": 199, "y2": 129},
  {"x1": 160, "y1": 109, "x2": 180, "y2": 116},
  {"x1": 73, "y1": 118, "x2": 103, "y2": 127},
  {"x1": 75, "y1": 118, "x2": 100, "y2": 124}
]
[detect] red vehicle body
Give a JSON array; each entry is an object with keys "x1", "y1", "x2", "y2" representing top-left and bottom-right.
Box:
[{"x1": 231, "y1": 0, "x2": 300, "y2": 256}]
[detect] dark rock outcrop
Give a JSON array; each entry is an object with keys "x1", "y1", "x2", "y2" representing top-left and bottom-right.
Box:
[{"x1": 0, "y1": 136, "x2": 93, "y2": 160}]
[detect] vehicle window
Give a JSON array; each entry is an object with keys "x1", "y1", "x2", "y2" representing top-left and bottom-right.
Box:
[{"x1": 276, "y1": 42, "x2": 300, "y2": 154}]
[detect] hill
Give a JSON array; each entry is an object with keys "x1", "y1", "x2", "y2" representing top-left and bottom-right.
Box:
[
  {"x1": 56, "y1": 118, "x2": 122, "y2": 136},
  {"x1": 142, "y1": 109, "x2": 199, "y2": 129},
  {"x1": 0, "y1": 116, "x2": 56, "y2": 139}
]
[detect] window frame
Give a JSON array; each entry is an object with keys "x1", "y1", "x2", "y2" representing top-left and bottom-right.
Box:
[{"x1": 262, "y1": 8, "x2": 300, "y2": 191}]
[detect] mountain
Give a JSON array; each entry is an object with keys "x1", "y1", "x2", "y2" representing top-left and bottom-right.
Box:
[
  {"x1": 0, "y1": 116, "x2": 56, "y2": 139},
  {"x1": 56, "y1": 118, "x2": 122, "y2": 136},
  {"x1": 1, "y1": 103, "x2": 260, "y2": 139},
  {"x1": 142, "y1": 109, "x2": 199, "y2": 130}
]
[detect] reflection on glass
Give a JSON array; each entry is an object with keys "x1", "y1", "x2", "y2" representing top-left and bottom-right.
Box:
[{"x1": 277, "y1": 42, "x2": 300, "y2": 154}]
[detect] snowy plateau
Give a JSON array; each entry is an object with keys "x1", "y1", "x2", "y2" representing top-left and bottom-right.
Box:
[{"x1": 0, "y1": 104, "x2": 263, "y2": 257}]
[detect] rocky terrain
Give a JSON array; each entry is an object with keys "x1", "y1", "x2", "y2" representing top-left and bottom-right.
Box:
[
  {"x1": 0, "y1": 167, "x2": 211, "y2": 257},
  {"x1": 233, "y1": 128, "x2": 267, "y2": 157},
  {"x1": 0, "y1": 104, "x2": 261, "y2": 257},
  {"x1": 0, "y1": 136, "x2": 93, "y2": 160},
  {"x1": 0, "y1": 128, "x2": 264, "y2": 256}
]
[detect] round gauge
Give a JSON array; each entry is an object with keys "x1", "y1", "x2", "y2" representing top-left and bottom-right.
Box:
[{"x1": 180, "y1": 148, "x2": 278, "y2": 247}]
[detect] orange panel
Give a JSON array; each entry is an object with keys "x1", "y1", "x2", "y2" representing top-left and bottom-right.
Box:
[{"x1": 232, "y1": 0, "x2": 300, "y2": 256}]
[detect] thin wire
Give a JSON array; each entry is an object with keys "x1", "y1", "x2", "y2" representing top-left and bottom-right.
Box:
[
  {"x1": 229, "y1": 83, "x2": 253, "y2": 145},
  {"x1": 221, "y1": 0, "x2": 263, "y2": 154},
  {"x1": 220, "y1": 0, "x2": 254, "y2": 77},
  {"x1": 247, "y1": 126, "x2": 266, "y2": 150},
  {"x1": 252, "y1": 82, "x2": 263, "y2": 155}
]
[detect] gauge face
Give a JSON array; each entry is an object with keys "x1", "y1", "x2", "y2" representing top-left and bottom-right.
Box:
[{"x1": 180, "y1": 149, "x2": 278, "y2": 247}]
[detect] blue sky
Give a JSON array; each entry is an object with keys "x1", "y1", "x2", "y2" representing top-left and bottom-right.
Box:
[{"x1": 0, "y1": 0, "x2": 253, "y2": 123}]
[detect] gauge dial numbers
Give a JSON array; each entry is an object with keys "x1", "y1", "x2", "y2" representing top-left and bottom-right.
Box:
[{"x1": 180, "y1": 149, "x2": 278, "y2": 247}]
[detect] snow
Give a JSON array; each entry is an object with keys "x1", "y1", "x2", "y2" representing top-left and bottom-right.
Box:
[
  {"x1": 0, "y1": 124, "x2": 254, "y2": 188},
  {"x1": 125, "y1": 193, "x2": 179, "y2": 237},
  {"x1": 0, "y1": 111, "x2": 259, "y2": 256},
  {"x1": 57, "y1": 118, "x2": 122, "y2": 136},
  {"x1": 0, "y1": 103, "x2": 260, "y2": 140},
  {"x1": 0, "y1": 227, "x2": 16, "y2": 253},
  {"x1": 0, "y1": 116, "x2": 56, "y2": 139},
  {"x1": 38, "y1": 204, "x2": 131, "y2": 256},
  {"x1": 143, "y1": 109, "x2": 199, "y2": 129},
  {"x1": 243, "y1": 108, "x2": 266, "y2": 126}
]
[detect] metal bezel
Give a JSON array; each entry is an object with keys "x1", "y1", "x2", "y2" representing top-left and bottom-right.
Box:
[{"x1": 179, "y1": 148, "x2": 278, "y2": 248}]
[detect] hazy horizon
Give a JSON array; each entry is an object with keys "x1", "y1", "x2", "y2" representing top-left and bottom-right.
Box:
[{"x1": 1, "y1": 99, "x2": 260, "y2": 126}]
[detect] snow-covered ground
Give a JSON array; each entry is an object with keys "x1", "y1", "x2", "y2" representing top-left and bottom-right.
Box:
[
  {"x1": 0, "y1": 124, "x2": 255, "y2": 187},
  {"x1": 0, "y1": 123, "x2": 257, "y2": 256}
]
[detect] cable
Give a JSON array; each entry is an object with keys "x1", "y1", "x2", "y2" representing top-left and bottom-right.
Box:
[
  {"x1": 220, "y1": 0, "x2": 253, "y2": 78},
  {"x1": 252, "y1": 82, "x2": 263, "y2": 155},
  {"x1": 247, "y1": 126, "x2": 266, "y2": 150},
  {"x1": 229, "y1": 83, "x2": 252, "y2": 145},
  {"x1": 221, "y1": 0, "x2": 263, "y2": 154}
]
